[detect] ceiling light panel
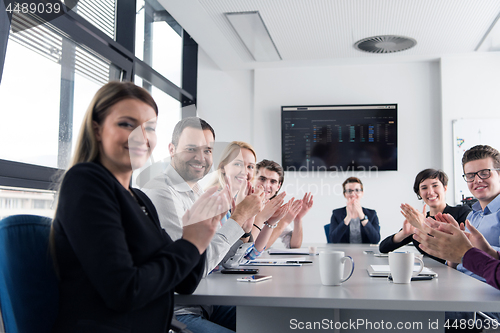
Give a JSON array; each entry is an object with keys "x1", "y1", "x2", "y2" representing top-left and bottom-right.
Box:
[{"x1": 226, "y1": 11, "x2": 281, "y2": 62}]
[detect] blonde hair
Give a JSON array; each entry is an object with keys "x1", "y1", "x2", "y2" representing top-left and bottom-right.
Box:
[
  {"x1": 206, "y1": 141, "x2": 257, "y2": 191},
  {"x1": 232, "y1": 141, "x2": 257, "y2": 182}
]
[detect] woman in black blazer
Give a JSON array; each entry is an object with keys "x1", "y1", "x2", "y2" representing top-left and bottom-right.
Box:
[
  {"x1": 329, "y1": 177, "x2": 380, "y2": 244},
  {"x1": 51, "y1": 82, "x2": 227, "y2": 333}
]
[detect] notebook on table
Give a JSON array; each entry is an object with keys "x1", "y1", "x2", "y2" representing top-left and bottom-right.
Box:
[
  {"x1": 367, "y1": 265, "x2": 438, "y2": 277},
  {"x1": 268, "y1": 248, "x2": 317, "y2": 255}
]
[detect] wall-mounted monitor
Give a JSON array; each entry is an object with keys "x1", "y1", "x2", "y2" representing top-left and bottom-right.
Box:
[{"x1": 281, "y1": 104, "x2": 397, "y2": 171}]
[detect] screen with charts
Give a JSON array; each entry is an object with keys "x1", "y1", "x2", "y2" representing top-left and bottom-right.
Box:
[{"x1": 281, "y1": 104, "x2": 397, "y2": 171}]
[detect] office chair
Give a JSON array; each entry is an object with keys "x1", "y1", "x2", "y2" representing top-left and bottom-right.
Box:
[
  {"x1": 0, "y1": 215, "x2": 59, "y2": 333},
  {"x1": 324, "y1": 224, "x2": 331, "y2": 243}
]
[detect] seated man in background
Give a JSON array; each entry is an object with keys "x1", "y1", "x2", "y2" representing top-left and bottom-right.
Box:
[
  {"x1": 142, "y1": 117, "x2": 263, "y2": 333},
  {"x1": 329, "y1": 177, "x2": 380, "y2": 244},
  {"x1": 251, "y1": 159, "x2": 314, "y2": 249}
]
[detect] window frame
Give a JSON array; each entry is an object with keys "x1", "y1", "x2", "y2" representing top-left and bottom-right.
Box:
[{"x1": 0, "y1": 1, "x2": 197, "y2": 190}]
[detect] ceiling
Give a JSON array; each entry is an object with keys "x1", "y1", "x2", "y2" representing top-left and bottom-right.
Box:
[{"x1": 159, "y1": 0, "x2": 500, "y2": 70}]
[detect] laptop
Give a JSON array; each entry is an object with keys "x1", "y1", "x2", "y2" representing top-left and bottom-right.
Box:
[{"x1": 367, "y1": 264, "x2": 438, "y2": 277}]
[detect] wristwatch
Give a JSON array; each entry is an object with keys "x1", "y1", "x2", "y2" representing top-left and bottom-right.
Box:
[
  {"x1": 241, "y1": 231, "x2": 252, "y2": 238},
  {"x1": 360, "y1": 215, "x2": 368, "y2": 222},
  {"x1": 264, "y1": 221, "x2": 278, "y2": 229}
]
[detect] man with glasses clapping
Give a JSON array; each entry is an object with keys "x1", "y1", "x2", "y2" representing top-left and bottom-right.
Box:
[
  {"x1": 329, "y1": 177, "x2": 381, "y2": 244},
  {"x1": 449, "y1": 145, "x2": 500, "y2": 279}
]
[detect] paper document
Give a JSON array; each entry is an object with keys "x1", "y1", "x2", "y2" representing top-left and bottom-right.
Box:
[
  {"x1": 240, "y1": 256, "x2": 307, "y2": 266},
  {"x1": 268, "y1": 248, "x2": 317, "y2": 255}
]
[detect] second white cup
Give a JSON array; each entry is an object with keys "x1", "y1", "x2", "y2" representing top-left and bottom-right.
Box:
[
  {"x1": 388, "y1": 252, "x2": 424, "y2": 284},
  {"x1": 319, "y1": 251, "x2": 354, "y2": 286}
]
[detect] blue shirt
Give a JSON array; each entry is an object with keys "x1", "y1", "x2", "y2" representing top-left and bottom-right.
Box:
[{"x1": 457, "y1": 194, "x2": 500, "y2": 281}]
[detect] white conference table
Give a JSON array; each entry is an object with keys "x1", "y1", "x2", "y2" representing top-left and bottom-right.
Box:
[{"x1": 175, "y1": 244, "x2": 500, "y2": 332}]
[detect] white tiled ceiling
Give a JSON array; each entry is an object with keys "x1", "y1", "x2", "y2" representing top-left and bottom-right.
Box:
[{"x1": 160, "y1": 0, "x2": 500, "y2": 69}]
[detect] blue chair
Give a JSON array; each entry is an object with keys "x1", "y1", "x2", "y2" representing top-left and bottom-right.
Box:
[
  {"x1": 0, "y1": 215, "x2": 59, "y2": 333},
  {"x1": 324, "y1": 224, "x2": 332, "y2": 243}
]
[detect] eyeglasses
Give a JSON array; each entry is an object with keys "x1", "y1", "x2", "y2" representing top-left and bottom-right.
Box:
[
  {"x1": 462, "y1": 168, "x2": 500, "y2": 182},
  {"x1": 344, "y1": 189, "x2": 363, "y2": 194}
]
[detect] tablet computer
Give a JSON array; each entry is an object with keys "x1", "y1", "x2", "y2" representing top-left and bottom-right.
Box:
[{"x1": 367, "y1": 265, "x2": 438, "y2": 277}]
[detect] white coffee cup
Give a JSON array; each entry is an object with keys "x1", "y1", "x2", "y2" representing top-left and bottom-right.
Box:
[
  {"x1": 388, "y1": 252, "x2": 424, "y2": 284},
  {"x1": 319, "y1": 251, "x2": 354, "y2": 286}
]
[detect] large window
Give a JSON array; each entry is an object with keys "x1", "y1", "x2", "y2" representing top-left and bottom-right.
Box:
[
  {"x1": 75, "y1": 0, "x2": 116, "y2": 40},
  {"x1": 134, "y1": 76, "x2": 182, "y2": 163},
  {"x1": 0, "y1": 1, "x2": 197, "y2": 217},
  {"x1": 135, "y1": 0, "x2": 182, "y2": 87},
  {"x1": 0, "y1": 187, "x2": 55, "y2": 219},
  {"x1": 0, "y1": 23, "x2": 118, "y2": 169}
]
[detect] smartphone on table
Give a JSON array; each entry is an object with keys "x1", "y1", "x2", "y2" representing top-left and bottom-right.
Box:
[
  {"x1": 388, "y1": 275, "x2": 434, "y2": 281},
  {"x1": 237, "y1": 275, "x2": 272, "y2": 282},
  {"x1": 221, "y1": 268, "x2": 259, "y2": 274}
]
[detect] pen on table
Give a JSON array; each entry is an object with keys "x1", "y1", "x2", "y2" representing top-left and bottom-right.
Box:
[
  {"x1": 286, "y1": 261, "x2": 313, "y2": 264},
  {"x1": 249, "y1": 261, "x2": 277, "y2": 264}
]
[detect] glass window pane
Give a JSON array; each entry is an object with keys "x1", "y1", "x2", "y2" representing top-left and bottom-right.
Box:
[
  {"x1": 151, "y1": 85, "x2": 181, "y2": 162},
  {"x1": 135, "y1": 0, "x2": 182, "y2": 86},
  {"x1": 0, "y1": 40, "x2": 60, "y2": 168},
  {"x1": 72, "y1": 71, "x2": 104, "y2": 153},
  {"x1": 135, "y1": 1, "x2": 145, "y2": 61},
  {"x1": 0, "y1": 22, "x2": 120, "y2": 169},
  {"x1": 131, "y1": 78, "x2": 181, "y2": 187},
  {"x1": 152, "y1": 22, "x2": 182, "y2": 87},
  {"x1": 74, "y1": 0, "x2": 116, "y2": 40},
  {"x1": 0, "y1": 187, "x2": 55, "y2": 220}
]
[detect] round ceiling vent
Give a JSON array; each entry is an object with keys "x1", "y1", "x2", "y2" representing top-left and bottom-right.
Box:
[{"x1": 354, "y1": 35, "x2": 417, "y2": 53}]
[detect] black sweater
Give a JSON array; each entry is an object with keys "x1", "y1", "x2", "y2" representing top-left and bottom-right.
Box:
[
  {"x1": 378, "y1": 204, "x2": 471, "y2": 264},
  {"x1": 52, "y1": 162, "x2": 205, "y2": 333}
]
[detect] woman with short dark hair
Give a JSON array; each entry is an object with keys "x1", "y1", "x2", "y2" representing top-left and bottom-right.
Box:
[{"x1": 379, "y1": 169, "x2": 471, "y2": 263}]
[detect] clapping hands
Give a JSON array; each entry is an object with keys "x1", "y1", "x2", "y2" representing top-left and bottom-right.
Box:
[
  {"x1": 295, "y1": 192, "x2": 313, "y2": 221},
  {"x1": 182, "y1": 186, "x2": 231, "y2": 254},
  {"x1": 346, "y1": 197, "x2": 362, "y2": 219},
  {"x1": 400, "y1": 203, "x2": 427, "y2": 231}
]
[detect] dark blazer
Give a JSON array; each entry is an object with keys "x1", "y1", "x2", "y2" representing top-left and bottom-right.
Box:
[
  {"x1": 379, "y1": 204, "x2": 472, "y2": 264},
  {"x1": 329, "y1": 207, "x2": 380, "y2": 244},
  {"x1": 52, "y1": 162, "x2": 205, "y2": 333}
]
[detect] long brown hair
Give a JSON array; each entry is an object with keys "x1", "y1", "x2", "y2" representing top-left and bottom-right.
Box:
[
  {"x1": 70, "y1": 81, "x2": 158, "y2": 168},
  {"x1": 50, "y1": 81, "x2": 158, "y2": 274},
  {"x1": 52, "y1": 81, "x2": 158, "y2": 208}
]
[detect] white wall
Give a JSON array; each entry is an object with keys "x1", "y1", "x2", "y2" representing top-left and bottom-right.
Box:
[
  {"x1": 197, "y1": 49, "x2": 254, "y2": 144},
  {"x1": 440, "y1": 53, "x2": 500, "y2": 203},
  {"x1": 253, "y1": 62, "x2": 442, "y2": 244},
  {"x1": 198, "y1": 50, "x2": 444, "y2": 245}
]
